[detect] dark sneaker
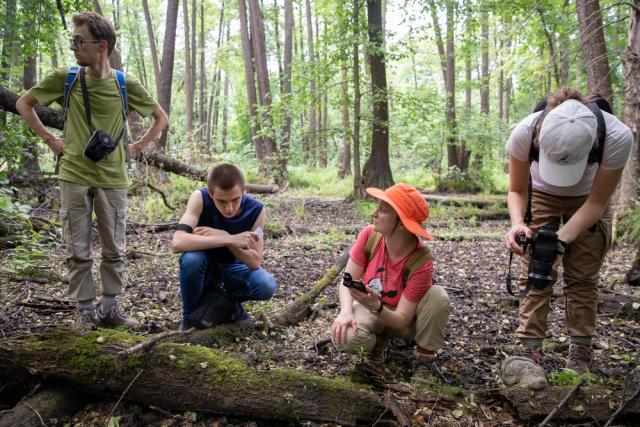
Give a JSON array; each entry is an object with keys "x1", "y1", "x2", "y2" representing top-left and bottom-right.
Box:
[
  {"x1": 98, "y1": 305, "x2": 138, "y2": 328},
  {"x1": 75, "y1": 310, "x2": 99, "y2": 329},
  {"x1": 231, "y1": 303, "x2": 251, "y2": 322},
  {"x1": 521, "y1": 346, "x2": 544, "y2": 365},
  {"x1": 178, "y1": 318, "x2": 192, "y2": 332},
  {"x1": 565, "y1": 342, "x2": 593, "y2": 374}
]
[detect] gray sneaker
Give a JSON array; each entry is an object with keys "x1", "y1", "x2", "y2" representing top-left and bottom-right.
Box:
[
  {"x1": 98, "y1": 305, "x2": 138, "y2": 328},
  {"x1": 75, "y1": 310, "x2": 99, "y2": 329}
]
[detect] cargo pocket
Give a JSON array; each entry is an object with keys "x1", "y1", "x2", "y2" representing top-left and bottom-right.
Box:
[{"x1": 597, "y1": 219, "x2": 612, "y2": 259}]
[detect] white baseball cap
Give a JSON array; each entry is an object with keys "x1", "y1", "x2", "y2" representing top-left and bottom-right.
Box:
[{"x1": 538, "y1": 99, "x2": 597, "y2": 187}]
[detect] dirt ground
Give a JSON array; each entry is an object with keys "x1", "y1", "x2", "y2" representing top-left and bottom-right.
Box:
[{"x1": 1, "y1": 191, "x2": 638, "y2": 426}]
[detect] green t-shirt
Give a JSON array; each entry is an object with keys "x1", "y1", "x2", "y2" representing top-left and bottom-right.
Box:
[{"x1": 29, "y1": 68, "x2": 158, "y2": 188}]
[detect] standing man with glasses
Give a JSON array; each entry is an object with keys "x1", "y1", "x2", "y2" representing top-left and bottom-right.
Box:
[{"x1": 16, "y1": 12, "x2": 168, "y2": 328}]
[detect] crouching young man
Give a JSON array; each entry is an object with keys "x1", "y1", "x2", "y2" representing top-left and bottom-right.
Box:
[{"x1": 171, "y1": 164, "x2": 277, "y2": 331}]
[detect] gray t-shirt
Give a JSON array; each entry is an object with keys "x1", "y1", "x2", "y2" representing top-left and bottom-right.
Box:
[{"x1": 506, "y1": 110, "x2": 633, "y2": 196}]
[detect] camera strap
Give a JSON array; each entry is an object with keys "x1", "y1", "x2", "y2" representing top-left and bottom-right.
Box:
[
  {"x1": 79, "y1": 67, "x2": 126, "y2": 144},
  {"x1": 506, "y1": 250, "x2": 531, "y2": 297}
]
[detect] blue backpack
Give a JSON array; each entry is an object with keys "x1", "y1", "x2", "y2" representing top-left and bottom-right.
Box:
[{"x1": 62, "y1": 66, "x2": 130, "y2": 165}]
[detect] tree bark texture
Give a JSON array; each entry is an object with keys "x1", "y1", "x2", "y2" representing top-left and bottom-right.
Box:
[
  {"x1": 305, "y1": 0, "x2": 317, "y2": 163},
  {"x1": 352, "y1": 0, "x2": 363, "y2": 194},
  {"x1": 0, "y1": 387, "x2": 88, "y2": 427},
  {"x1": 281, "y1": 0, "x2": 294, "y2": 175},
  {"x1": 198, "y1": 0, "x2": 206, "y2": 143},
  {"x1": 238, "y1": 0, "x2": 265, "y2": 161},
  {"x1": 576, "y1": 0, "x2": 614, "y2": 106},
  {"x1": 618, "y1": 0, "x2": 640, "y2": 212},
  {"x1": 339, "y1": 68, "x2": 352, "y2": 178},
  {"x1": 142, "y1": 0, "x2": 161, "y2": 96},
  {"x1": 182, "y1": 0, "x2": 194, "y2": 140},
  {"x1": 361, "y1": 0, "x2": 393, "y2": 190},
  {"x1": 0, "y1": 329, "x2": 386, "y2": 426},
  {"x1": 157, "y1": 0, "x2": 180, "y2": 151}
]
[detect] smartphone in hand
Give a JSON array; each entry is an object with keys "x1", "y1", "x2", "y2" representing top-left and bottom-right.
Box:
[{"x1": 342, "y1": 272, "x2": 367, "y2": 293}]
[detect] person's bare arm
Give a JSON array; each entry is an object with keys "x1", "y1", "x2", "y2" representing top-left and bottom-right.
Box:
[
  {"x1": 227, "y1": 209, "x2": 265, "y2": 270},
  {"x1": 557, "y1": 167, "x2": 623, "y2": 244},
  {"x1": 171, "y1": 191, "x2": 232, "y2": 253},
  {"x1": 16, "y1": 93, "x2": 64, "y2": 155},
  {"x1": 330, "y1": 259, "x2": 365, "y2": 344},
  {"x1": 128, "y1": 105, "x2": 168, "y2": 157},
  {"x1": 506, "y1": 155, "x2": 532, "y2": 254}
]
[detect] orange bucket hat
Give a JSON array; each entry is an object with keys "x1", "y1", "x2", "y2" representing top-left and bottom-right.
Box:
[{"x1": 366, "y1": 183, "x2": 433, "y2": 240}]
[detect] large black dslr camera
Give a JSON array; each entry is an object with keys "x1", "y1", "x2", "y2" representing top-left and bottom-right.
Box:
[{"x1": 516, "y1": 226, "x2": 559, "y2": 290}]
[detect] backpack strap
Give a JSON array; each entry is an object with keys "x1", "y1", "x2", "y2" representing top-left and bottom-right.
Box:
[
  {"x1": 364, "y1": 230, "x2": 383, "y2": 263},
  {"x1": 402, "y1": 246, "x2": 433, "y2": 287},
  {"x1": 586, "y1": 102, "x2": 606, "y2": 164},
  {"x1": 113, "y1": 69, "x2": 131, "y2": 168},
  {"x1": 63, "y1": 66, "x2": 80, "y2": 122}
]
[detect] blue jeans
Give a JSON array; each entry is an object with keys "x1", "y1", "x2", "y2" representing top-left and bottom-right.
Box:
[{"x1": 179, "y1": 251, "x2": 277, "y2": 319}]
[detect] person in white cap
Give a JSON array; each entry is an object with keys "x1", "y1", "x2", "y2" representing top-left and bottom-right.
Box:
[{"x1": 503, "y1": 87, "x2": 632, "y2": 381}]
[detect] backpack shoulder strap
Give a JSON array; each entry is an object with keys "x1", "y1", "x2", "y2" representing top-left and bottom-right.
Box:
[
  {"x1": 364, "y1": 230, "x2": 383, "y2": 264},
  {"x1": 63, "y1": 66, "x2": 80, "y2": 119},
  {"x1": 113, "y1": 69, "x2": 128, "y2": 117},
  {"x1": 586, "y1": 102, "x2": 606, "y2": 164},
  {"x1": 402, "y1": 245, "x2": 433, "y2": 287}
]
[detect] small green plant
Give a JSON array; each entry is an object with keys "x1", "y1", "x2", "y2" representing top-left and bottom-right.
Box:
[
  {"x1": 293, "y1": 202, "x2": 306, "y2": 220},
  {"x1": 618, "y1": 202, "x2": 640, "y2": 244},
  {"x1": 264, "y1": 219, "x2": 285, "y2": 237},
  {"x1": 302, "y1": 227, "x2": 349, "y2": 252},
  {"x1": 468, "y1": 215, "x2": 479, "y2": 227},
  {"x1": 548, "y1": 370, "x2": 598, "y2": 386},
  {"x1": 351, "y1": 199, "x2": 377, "y2": 221}
]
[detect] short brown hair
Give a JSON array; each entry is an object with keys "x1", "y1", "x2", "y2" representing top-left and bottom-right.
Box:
[
  {"x1": 72, "y1": 12, "x2": 116, "y2": 56},
  {"x1": 546, "y1": 87, "x2": 585, "y2": 109},
  {"x1": 207, "y1": 164, "x2": 245, "y2": 191}
]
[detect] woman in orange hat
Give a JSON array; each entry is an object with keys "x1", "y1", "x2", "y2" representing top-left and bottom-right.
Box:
[{"x1": 330, "y1": 183, "x2": 450, "y2": 363}]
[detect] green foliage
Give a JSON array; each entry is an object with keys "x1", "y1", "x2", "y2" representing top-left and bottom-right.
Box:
[
  {"x1": 351, "y1": 199, "x2": 377, "y2": 222},
  {"x1": 293, "y1": 202, "x2": 306, "y2": 220},
  {"x1": 287, "y1": 166, "x2": 352, "y2": 196},
  {"x1": 548, "y1": 370, "x2": 598, "y2": 386},
  {"x1": 618, "y1": 202, "x2": 640, "y2": 245},
  {"x1": 301, "y1": 227, "x2": 350, "y2": 252}
]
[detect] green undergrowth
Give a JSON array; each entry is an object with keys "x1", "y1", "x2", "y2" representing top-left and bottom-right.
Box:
[
  {"x1": 287, "y1": 166, "x2": 352, "y2": 197},
  {"x1": 548, "y1": 370, "x2": 599, "y2": 386},
  {"x1": 300, "y1": 227, "x2": 350, "y2": 251},
  {"x1": 432, "y1": 230, "x2": 503, "y2": 241}
]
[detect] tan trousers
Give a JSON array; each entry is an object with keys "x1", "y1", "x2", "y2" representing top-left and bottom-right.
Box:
[
  {"x1": 516, "y1": 190, "x2": 612, "y2": 339},
  {"x1": 336, "y1": 285, "x2": 450, "y2": 354},
  {"x1": 60, "y1": 180, "x2": 128, "y2": 301}
]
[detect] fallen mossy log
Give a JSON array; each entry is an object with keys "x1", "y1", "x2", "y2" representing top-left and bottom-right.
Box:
[
  {"x1": 0, "y1": 386, "x2": 89, "y2": 427},
  {"x1": 499, "y1": 386, "x2": 640, "y2": 422},
  {"x1": 269, "y1": 252, "x2": 349, "y2": 327},
  {"x1": 0, "y1": 328, "x2": 387, "y2": 425},
  {"x1": 421, "y1": 193, "x2": 506, "y2": 208},
  {"x1": 0, "y1": 87, "x2": 279, "y2": 194}
]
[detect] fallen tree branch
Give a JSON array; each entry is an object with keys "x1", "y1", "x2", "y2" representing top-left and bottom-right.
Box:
[
  {"x1": 126, "y1": 221, "x2": 178, "y2": 233},
  {"x1": 269, "y1": 251, "x2": 349, "y2": 327},
  {"x1": 0, "y1": 87, "x2": 279, "y2": 193},
  {"x1": 539, "y1": 378, "x2": 584, "y2": 427},
  {"x1": 0, "y1": 329, "x2": 387, "y2": 425},
  {"x1": 119, "y1": 330, "x2": 191, "y2": 356},
  {"x1": 145, "y1": 183, "x2": 175, "y2": 210},
  {"x1": 604, "y1": 382, "x2": 640, "y2": 427}
]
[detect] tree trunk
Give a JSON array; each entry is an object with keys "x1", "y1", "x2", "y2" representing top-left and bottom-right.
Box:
[
  {"x1": 0, "y1": 329, "x2": 385, "y2": 426},
  {"x1": 617, "y1": 0, "x2": 640, "y2": 212},
  {"x1": 352, "y1": 0, "x2": 363, "y2": 194},
  {"x1": 129, "y1": 6, "x2": 149, "y2": 89},
  {"x1": 191, "y1": 0, "x2": 197, "y2": 115},
  {"x1": 361, "y1": 0, "x2": 393, "y2": 190},
  {"x1": 142, "y1": 0, "x2": 161, "y2": 96},
  {"x1": 273, "y1": 0, "x2": 283, "y2": 93},
  {"x1": 17, "y1": 55, "x2": 41, "y2": 178},
  {"x1": 305, "y1": 0, "x2": 317, "y2": 164},
  {"x1": 182, "y1": 0, "x2": 194, "y2": 141},
  {"x1": 281, "y1": 0, "x2": 294, "y2": 176},
  {"x1": 156, "y1": 0, "x2": 179, "y2": 152},
  {"x1": 221, "y1": 72, "x2": 230, "y2": 152},
  {"x1": 238, "y1": 0, "x2": 265, "y2": 161},
  {"x1": 1, "y1": 0, "x2": 16, "y2": 127},
  {"x1": 480, "y1": 11, "x2": 489, "y2": 116},
  {"x1": 248, "y1": 0, "x2": 281, "y2": 181},
  {"x1": 0, "y1": 387, "x2": 88, "y2": 427},
  {"x1": 576, "y1": 0, "x2": 614, "y2": 106},
  {"x1": 206, "y1": 6, "x2": 226, "y2": 151},
  {"x1": 339, "y1": 68, "x2": 351, "y2": 178},
  {"x1": 198, "y1": 0, "x2": 206, "y2": 143}
]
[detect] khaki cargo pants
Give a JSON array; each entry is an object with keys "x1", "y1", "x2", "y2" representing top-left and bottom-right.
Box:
[
  {"x1": 516, "y1": 190, "x2": 612, "y2": 339},
  {"x1": 335, "y1": 285, "x2": 450, "y2": 353},
  {"x1": 60, "y1": 180, "x2": 128, "y2": 302}
]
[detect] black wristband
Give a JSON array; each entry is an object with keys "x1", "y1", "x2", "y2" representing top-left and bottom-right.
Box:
[
  {"x1": 558, "y1": 239, "x2": 570, "y2": 255},
  {"x1": 176, "y1": 223, "x2": 193, "y2": 233}
]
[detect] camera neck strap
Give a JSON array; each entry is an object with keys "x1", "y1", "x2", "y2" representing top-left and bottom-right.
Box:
[
  {"x1": 79, "y1": 67, "x2": 125, "y2": 144},
  {"x1": 506, "y1": 250, "x2": 531, "y2": 298}
]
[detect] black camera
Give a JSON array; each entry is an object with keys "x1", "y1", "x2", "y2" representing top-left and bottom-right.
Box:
[
  {"x1": 342, "y1": 272, "x2": 367, "y2": 293},
  {"x1": 516, "y1": 226, "x2": 559, "y2": 289}
]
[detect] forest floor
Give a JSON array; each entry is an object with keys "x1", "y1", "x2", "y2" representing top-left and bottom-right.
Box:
[{"x1": 1, "y1": 189, "x2": 639, "y2": 426}]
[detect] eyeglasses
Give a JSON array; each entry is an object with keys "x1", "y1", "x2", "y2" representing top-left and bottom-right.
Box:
[{"x1": 70, "y1": 37, "x2": 100, "y2": 48}]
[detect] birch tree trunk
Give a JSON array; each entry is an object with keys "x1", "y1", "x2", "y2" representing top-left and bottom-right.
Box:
[{"x1": 142, "y1": 0, "x2": 161, "y2": 96}]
